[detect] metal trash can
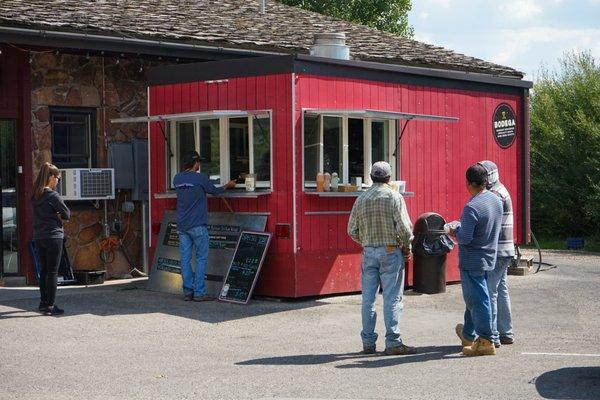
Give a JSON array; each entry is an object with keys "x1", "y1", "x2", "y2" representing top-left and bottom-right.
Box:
[{"x1": 412, "y1": 212, "x2": 454, "y2": 294}]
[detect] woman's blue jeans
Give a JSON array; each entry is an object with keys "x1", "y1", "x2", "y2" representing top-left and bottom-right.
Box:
[
  {"x1": 178, "y1": 225, "x2": 209, "y2": 297},
  {"x1": 361, "y1": 246, "x2": 405, "y2": 349},
  {"x1": 460, "y1": 268, "x2": 493, "y2": 342}
]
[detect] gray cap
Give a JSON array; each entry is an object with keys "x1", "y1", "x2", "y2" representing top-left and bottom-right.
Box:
[
  {"x1": 370, "y1": 161, "x2": 392, "y2": 178},
  {"x1": 479, "y1": 160, "x2": 499, "y2": 187}
]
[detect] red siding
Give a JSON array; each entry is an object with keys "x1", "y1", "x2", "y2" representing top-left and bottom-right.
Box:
[
  {"x1": 149, "y1": 70, "x2": 525, "y2": 298},
  {"x1": 149, "y1": 74, "x2": 296, "y2": 294},
  {"x1": 294, "y1": 74, "x2": 524, "y2": 292}
]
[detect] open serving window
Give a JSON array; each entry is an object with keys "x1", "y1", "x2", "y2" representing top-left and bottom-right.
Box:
[
  {"x1": 302, "y1": 109, "x2": 458, "y2": 190},
  {"x1": 167, "y1": 110, "x2": 272, "y2": 189}
]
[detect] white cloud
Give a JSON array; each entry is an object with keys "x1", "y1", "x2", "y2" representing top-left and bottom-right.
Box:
[
  {"x1": 420, "y1": 0, "x2": 453, "y2": 8},
  {"x1": 418, "y1": 11, "x2": 430, "y2": 19},
  {"x1": 498, "y1": 0, "x2": 542, "y2": 19}
]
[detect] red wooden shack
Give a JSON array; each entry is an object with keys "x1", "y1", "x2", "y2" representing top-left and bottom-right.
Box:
[{"x1": 144, "y1": 54, "x2": 532, "y2": 298}]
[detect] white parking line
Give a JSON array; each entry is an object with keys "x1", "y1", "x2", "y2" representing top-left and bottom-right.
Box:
[{"x1": 522, "y1": 352, "x2": 600, "y2": 357}]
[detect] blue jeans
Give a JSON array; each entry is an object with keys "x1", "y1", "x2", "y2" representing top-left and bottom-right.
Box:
[
  {"x1": 460, "y1": 268, "x2": 493, "y2": 342},
  {"x1": 178, "y1": 225, "x2": 209, "y2": 296},
  {"x1": 487, "y1": 257, "x2": 514, "y2": 344},
  {"x1": 361, "y1": 246, "x2": 405, "y2": 349}
]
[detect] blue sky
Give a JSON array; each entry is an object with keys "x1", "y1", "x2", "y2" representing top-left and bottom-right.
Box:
[{"x1": 408, "y1": 0, "x2": 600, "y2": 80}]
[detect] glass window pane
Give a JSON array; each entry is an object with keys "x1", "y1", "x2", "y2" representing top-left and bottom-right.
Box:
[
  {"x1": 229, "y1": 117, "x2": 249, "y2": 181},
  {"x1": 177, "y1": 121, "x2": 195, "y2": 171},
  {"x1": 199, "y1": 119, "x2": 220, "y2": 183},
  {"x1": 52, "y1": 118, "x2": 89, "y2": 167},
  {"x1": 372, "y1": 121, "x2": 389, "y2": 163},
  {"x1": 253, "y1": 116, "x2": 271, "y2": 182},
  {"x1": 323, "y1": 116, "x2": 342, "y2": 176},
  {"x1": 348, "y1": 118, "x2": 364, "y2": 179},
  {"x1": 303, "y1": 115, "x2": 320, "y2": 183}
]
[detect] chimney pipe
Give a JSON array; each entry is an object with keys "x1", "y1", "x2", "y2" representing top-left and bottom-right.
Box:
[{"x1": 259, "y1": 0, "x2": 266, "y2": 14}]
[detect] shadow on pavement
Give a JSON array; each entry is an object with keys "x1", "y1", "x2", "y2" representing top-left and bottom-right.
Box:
[
  {"x1": 236, "y1": 345, "x2": 461, "y2": 368},
  {"x1": 0, "y1": 279, "x2": 325, "y2": 324},
  {"x1": 535, "y1": 366, "x2": 600, "y2": 399}
]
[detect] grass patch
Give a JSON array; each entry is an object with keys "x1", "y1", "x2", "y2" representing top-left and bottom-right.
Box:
[{"x1": 523, "y1": 234, "x2": 600, "y2": 252}]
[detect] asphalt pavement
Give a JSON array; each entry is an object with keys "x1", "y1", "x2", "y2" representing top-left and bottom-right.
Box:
[{"x1": 1, "y1": 249, "x2": 599, "y2": 400}]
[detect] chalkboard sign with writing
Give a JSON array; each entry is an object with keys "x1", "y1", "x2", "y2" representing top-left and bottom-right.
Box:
[{"x1": 219, "y1": 231, "x2": 272, "y2": 304}]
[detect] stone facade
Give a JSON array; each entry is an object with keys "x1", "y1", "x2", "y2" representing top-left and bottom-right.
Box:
[{"x1": 31, "y1": 53, "x2": 154, "y2": 278}]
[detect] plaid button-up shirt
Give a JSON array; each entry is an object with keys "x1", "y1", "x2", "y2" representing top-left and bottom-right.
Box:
[{"x1": 347, "y1": 183, "x2": 413, "y2": 249}]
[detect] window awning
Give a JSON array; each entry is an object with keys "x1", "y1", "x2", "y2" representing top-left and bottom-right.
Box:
[
  {"x1": 111, "y1": 110, "x2": 268, "y2": 124},
  {"x1": 303, "y1": 109, "x2": 458, "y2": 122}
]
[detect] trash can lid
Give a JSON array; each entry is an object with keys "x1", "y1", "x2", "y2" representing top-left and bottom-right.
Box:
[{"x1": 414, "y1": 212, "x2": 446, "y2": 234}]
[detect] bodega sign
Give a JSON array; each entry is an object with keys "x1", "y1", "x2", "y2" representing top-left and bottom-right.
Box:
[{"x1": 492, "y1": 103, "x2": 517, "y2": 148}]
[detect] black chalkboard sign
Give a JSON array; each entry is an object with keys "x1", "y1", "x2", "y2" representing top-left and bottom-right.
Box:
[{"x1": 218, "y1": 231, "x2": 272, "y2": 304}]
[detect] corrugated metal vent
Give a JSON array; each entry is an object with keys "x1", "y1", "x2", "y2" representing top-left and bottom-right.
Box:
[{"x1": 310, "y1": 33, "x2": 350, "y2": 60}]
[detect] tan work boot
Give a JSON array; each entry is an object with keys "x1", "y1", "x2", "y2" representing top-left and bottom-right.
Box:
[
  {"x1": 455, "y1": 323, "x2": 474, "y2": 346},
  {"x1": 462, "y1": 338, "x2": 496, "y2": 356}
]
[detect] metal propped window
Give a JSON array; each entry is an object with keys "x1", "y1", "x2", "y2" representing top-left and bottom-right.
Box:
[
  {"x1": 302, "y1": 109, "x2": 458, "y2": 189},
  {"x1": 166, "y1": 110, "x2": 272, "y2": 190},
  {"x1": 302, "y1": 112, "x2": 398, "y2": 188}
]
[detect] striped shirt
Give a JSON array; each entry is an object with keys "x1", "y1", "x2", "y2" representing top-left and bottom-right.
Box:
[
  {"x1": 455, "y1": 190, "x2": 503, "y2": 272},
  {"x1": 347, "y1": 183, "x2": 413, "y2": 249},
  {"x1": 489, "y1": 182, "x2": 515, "y2": 257}
]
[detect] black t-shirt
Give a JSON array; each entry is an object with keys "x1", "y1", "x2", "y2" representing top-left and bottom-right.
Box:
[{"x1": 32, "y1": 188, "x2": 71, "y2": 240}]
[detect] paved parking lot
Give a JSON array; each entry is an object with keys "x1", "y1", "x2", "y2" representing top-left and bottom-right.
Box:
[{"x1": 1, "y1": 249, "x2": 599, "y2": 399}]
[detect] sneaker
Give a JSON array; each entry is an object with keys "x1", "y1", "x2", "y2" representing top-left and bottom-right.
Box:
[
  {"x1": 38, "y1": 302, "x2": 49, "y2": 312},
  {"x1": 193, "y1": 295, "x2": 214, "y2": 302},
  {"x1": 43, "y1": 305, "x2": 65, "y2": 316},
  {"x1": 494, "y1": 342, "x2": 501, "y2": 349},
  {"x1": 462, "y1": 338, "x2": 496, "y2": 356},
  {"x1": 184, "y1": 294, "x2": 194, "y2": 301},
  {"x1": 500, "y1": 336, "x2": 514, "y2": 345},
  {"x1": 384, "y1": 344, "x2": 417, "y2": 356},
  {"x1": 360, "y1": 345, "x2": 376, "y2": 354},
  {"x1": 455, "y1": 323, "x2": 474, "y2": 346}
]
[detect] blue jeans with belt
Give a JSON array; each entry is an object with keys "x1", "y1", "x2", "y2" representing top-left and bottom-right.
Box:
[
  {"x1": 361, "y1": 246, "x2": 405, "y2": 349},
  {"x1": 178, "y1": 225, "x2": 209, "y2": 297},
  {"x1": 460, "y1": 268, "x2": 494, "y2": 342}
]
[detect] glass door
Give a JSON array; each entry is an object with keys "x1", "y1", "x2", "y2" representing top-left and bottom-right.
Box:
[{"x1": 1, "y1": 120, "x2": 18, "y2": 277}]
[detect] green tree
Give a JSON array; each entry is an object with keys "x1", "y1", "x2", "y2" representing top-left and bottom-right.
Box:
[
  {"x1": 279, "y1": 0, "x2": 414, "y2": 37},
  {"x1": 530, "y1": 51, "x2": 600, "y2": 236}
]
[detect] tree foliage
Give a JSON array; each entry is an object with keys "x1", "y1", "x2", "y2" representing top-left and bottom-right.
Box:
[
  {"x1": 530, "y1": 52, "x2": 600, "y2": 236},
  {"x1": 278, "y1": 0, "x2": 414, "y2": 38}
]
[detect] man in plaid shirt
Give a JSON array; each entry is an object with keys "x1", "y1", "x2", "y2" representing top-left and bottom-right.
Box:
[{"x1": 347, "y1": 161, "x2": 415, "y2": 356}]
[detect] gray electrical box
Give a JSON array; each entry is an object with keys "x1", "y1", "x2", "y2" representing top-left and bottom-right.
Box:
[
  {"x1": 132, "y1": 139, "x2": 148, "y2": 201},
  {"x1": 108, "y1": 142, "x2": 134, "y2": 189}
]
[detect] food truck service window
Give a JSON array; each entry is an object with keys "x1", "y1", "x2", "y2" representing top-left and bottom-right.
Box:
[
  {"x1": 303, "y1": 113, "x2": 397, "y2": 188},
  {"x1": 168, "y1": 112, "x2": 272, "y2": 189}
]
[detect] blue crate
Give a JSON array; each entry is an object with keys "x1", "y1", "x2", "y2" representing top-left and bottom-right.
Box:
[{"x1": 565, "y1": 237, "x2": 585, "y2": 250}]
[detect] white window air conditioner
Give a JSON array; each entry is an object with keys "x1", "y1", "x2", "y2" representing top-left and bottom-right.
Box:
[{"x1": 57, "y1": 168, "x2": 115, "y2": 201}]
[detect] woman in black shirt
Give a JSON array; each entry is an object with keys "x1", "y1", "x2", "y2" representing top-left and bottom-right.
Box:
[{"x1": 32, "y1": 162, "x2": 70, "y2": 316}]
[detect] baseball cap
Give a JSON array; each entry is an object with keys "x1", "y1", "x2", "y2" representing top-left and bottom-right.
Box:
[
  {"x1": 479, "y1": 160, "x2": 499, "y2": 187},
  {"x1": 183, "y1": 150, "x2": 202, "y2": 166},
  {"x1": 370, "y1": 161, "x2": 392, "y2": 178}
]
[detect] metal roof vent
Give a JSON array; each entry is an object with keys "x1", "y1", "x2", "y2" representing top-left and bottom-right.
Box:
[
  {"x1": 259, "y1": 0, "x2": 266, "y2": 14},
  {"x1": 310, "y1": 33, "x2": 350, "y2": 60}
]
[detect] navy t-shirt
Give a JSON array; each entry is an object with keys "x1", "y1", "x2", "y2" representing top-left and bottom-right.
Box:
[{"x1": 173, "y1": 171, "x2": 225, "y2": 232}]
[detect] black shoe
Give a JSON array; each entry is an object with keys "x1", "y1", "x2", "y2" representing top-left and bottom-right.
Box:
[
  {"x1": 184, "y1": 294, "x2": 194, "y2": 301},
  {"x1": 43, "y1": 305, "x2": 65, "y2": 316},
  {"x1": 494, "y1": 342, "x2": 501, "y2": 348},
  {"x1": 500, "y1": 336, "x2": 514, "y2": 345},
  {"x1": 38, "y1": 302, "x2": 49, "y2": 312},
  {"x1": 384, "y1": 344, "x2": 418, "y2": 356},
  {"x1": 360, "y1": 345, "x2": 376, "y2": 354}
]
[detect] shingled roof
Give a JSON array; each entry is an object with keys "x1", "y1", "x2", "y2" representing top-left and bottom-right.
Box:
[{"x1": 0, "y1": 0, "x2": 523, "y2": 78}]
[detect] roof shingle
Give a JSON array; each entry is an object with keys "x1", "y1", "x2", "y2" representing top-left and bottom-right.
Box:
[{"x1": 0, "y1": 0, "x2": 523, "y2": 77}]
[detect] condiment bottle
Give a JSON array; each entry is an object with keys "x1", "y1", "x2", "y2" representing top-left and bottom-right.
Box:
[
  {"x1": 324, "y1": 172, "x2": 331, "y2": 192},
  {"x1": 316, "y1": 173, "x2": 325, "y2": 192},
  {"x1": 331, "y1": 172, "x2": 339, "y2": 191}
]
